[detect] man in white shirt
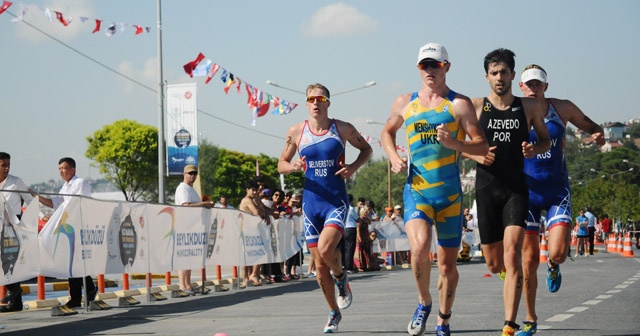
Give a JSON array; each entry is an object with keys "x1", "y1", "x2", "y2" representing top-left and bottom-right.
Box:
[
  {"x1": 0, "y1": 152, "x2": 34, "y2": 312},
  {"x1": 174, "y1": 165, "x2": 213, "y2": 295},
  {"x1": 38, "y1": 157, "x2": 97, "y2": 309}
]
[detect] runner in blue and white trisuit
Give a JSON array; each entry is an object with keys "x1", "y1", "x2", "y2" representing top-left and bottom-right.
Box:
[
  {"x1": 278, "y1": 83, "x2": 372, "y2": 334},
  {"x1": 517, "y1": 64, "x2": 605, "y2": 336}
]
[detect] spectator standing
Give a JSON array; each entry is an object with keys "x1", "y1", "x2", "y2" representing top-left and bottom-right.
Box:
[
  {"x1": 575, "y1": 210, "x2": 589, "y2": 256},
  {"x1": 0, "y1": 152, "x2": 33, "y2": 313},
  {"x1": 354, "y1": 207, "x2": 378, "y2": 271},
  {"x1": 277, "y1": 83, "x2": 372, "y2": 333},
  {"x1": 38, "y1": 157, "x2": 98, "y2": 309},
  {"x1": 381, "y1": 206, "x2": 394, "y2": 221},
  {"x1": 213, "y1": 195, "x2": 234, "y2": 209},
  {"x1": 365, "y1": 200, "x2": 379, "y2": 221},
  {"x1": 584, "y1": 207, "x2": 597, "y2": 256},
  {"x1": 343, "y1": 194, "x2": 359, "y2": 273},
  {"x1": 174, "y1": 165, "x2": 213, "y2": 296},
  {"x1": 600, "y1": 214, "x2": 612, "y2": 242},
  {"x1": 238, "y1": 179, "x2": 265, "y2": 288}
]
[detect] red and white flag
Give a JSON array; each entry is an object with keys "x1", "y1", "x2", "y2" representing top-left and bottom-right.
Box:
[{"x1": 0, "y1": 1, "x2": 12, "y2": 16}]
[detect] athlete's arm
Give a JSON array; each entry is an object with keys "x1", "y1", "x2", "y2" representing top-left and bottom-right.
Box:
[
  {"x1": 462, "y1": 98, "x2": 496, "y2": 165},
  {"x1": 523, "y1": 97, "x2": 551, "y2": 158},
  {"x1": 550, "y1": 98, "x2": 605, "y2": 147},
  {"x1": 336, "y1": 120, "x2": 372, "y2": 179},
  {"x1": 381, "y1": 94, "x2": 410, "y2": 173},
  {"x1": 449, "y1": 95, "x2": 489, "y2": 156},
  {"x1": 278, "y1": 123, "x2": 305, "y2": 175}
]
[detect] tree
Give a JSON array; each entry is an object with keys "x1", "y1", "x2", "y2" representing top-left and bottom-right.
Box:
[
  {"x1": 86, "y1": 120, "x2": 158, "y2": 201},
  {"x1": 347, "y1": 158, "x2": 405, "y2": 212}
]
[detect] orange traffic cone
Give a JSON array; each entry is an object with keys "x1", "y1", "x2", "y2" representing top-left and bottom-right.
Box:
[
  {"x1": 622, "y1": 232, "x2": 636, "y2": 258},
  {"x1": 607, "y1": 234, "x2": 615, "y2": 253},
  {"x1": 616, "y1": 233, "x2": 624, "y2": 254},
  {"x1": 539, "y1": 234, "x2": 549, "y2": 263}
]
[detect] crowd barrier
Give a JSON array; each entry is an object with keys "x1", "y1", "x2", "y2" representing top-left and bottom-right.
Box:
[{"x1": 1, "y1": 193, "x2": 416, "y2": 303}]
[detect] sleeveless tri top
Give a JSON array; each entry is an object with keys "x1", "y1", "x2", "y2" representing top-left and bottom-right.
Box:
[
  {"x1": 298, "y1": 119, "x2": 348, "y2": 206},
  {"x1": 404, "y1": 90, "x2": 464, "y2": 199},
  {"x1": 524, "y1": 101, "x2": 567, "y2": 187},
  {"x1": 477, "y1": 97, "x2": 529, "y2": 191}
]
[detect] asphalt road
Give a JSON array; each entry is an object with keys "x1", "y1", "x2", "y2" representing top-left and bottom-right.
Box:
[{"x1": 1, "y1": 251, "x2": 638, "y2": 335}]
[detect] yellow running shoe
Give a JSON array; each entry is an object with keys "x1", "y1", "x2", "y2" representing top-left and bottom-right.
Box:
[{"x1": 502, "y1": 325, "x2": 516, "y2": 336}]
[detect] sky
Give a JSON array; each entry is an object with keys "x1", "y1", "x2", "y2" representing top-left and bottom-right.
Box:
[{"x1": 1, "y1": 0, "x2": 639, "y2": 186}]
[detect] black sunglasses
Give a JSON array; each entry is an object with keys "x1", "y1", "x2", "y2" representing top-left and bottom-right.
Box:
[{"x1": 187, "y1": 171, "x2": 198, "y2": 176}]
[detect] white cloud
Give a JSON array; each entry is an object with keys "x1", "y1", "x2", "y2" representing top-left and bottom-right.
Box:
[
  {"x1": 117, "y1": 57, "x2": 157, "y2": 93},
  {"x1": 303, "y1": 3, "x2": 378, "y2": 38},
  {"x1": 13, "y1": 0, "x2": 97, "y2": 43}
]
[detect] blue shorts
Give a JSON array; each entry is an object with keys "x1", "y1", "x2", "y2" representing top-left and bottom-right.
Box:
[
  {"x1": 403, "y1": 183, "x2": 463, "y2": 248},
  {"x1": 527, "y1": 185, "x2": 572, "y2": 234},
  {"x1": 302, "y1": 199, "x2": 347, "y2": 248}
]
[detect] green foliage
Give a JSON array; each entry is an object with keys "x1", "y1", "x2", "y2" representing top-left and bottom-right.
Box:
[
  {"x1": 567, "y1": 144, "x2": 640, "y2": 222},
  {"x1": 85, "y1": 119, "x2": 158, "y2": 201},
  {"x1": 347, "y1": 158, "x2": 405, "y2": 212}
]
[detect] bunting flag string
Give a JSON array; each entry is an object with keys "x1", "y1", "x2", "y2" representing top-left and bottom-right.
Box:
[
  {"x1": 359, "y1": 131, "x2": 408, "y2": 153},
  {"x1": 183, "y1": 51, "x2": 299, "y2": 126},
  {"x1": 0, "y1": 2, "x2": 151, "y2": 36}
]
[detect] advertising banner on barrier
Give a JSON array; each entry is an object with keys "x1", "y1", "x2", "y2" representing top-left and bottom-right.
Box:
[
  {"x1": 0, "y1": 196, "x2": 41, "y2": 284},
  {"x1": 166, "y1": 83, "x2": 198, "y2": 175},
  {"x1": 1, "y1": 196, "x2": 305, "y2": 285},
  {"x1": 371, "y1": 219, "x2": 411, "y2": 253}
]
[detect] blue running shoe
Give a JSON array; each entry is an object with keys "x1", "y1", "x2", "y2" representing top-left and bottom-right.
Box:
[
  {"x1": 335, "y1": 272, "x2": 352, "y2": 310},
  {"x1": 323, "y1": 310, "x2": 342, "y2": 333},
  {"x1": 435, "y1": 324, "x2": 451, "y2": 336},
  {"x1": 516, "y1": 321, "x2": 537, "y2": 336},
  {"x1": 547, "y1": 263, "x2": 562, "y2": 293},
  {"x1": 407, "y1": 304, "x2": 431, "y2": 336}
]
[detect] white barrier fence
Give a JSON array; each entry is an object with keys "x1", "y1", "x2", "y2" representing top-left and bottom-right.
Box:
[{"x1": 1, "y1": 196, "x2": 307, "y2": 285}]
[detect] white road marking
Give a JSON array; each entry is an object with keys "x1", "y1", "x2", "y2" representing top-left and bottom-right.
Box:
[
  {"x1": 583, "y1": 300, "x2": 601, "y2": 305},
  {"x1": 547, "y1": 314, "x2": 573, "y2": 322},
  {"x1": 566, "y1": 307, "x2": 589, "y2": 313},
  {"x1": 595, "y1": 295, "x2": 612, "y2": 299}
]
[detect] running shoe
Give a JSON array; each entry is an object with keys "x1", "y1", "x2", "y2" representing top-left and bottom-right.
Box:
[
  {"x1": 516, "y1": 321, "x2": 537, "y2": 336},
  {"x1": 547, "y1": 264, "x2": 562, "y2": 293},
  {"x1": 335, "y1": 272, "x2": 352, "y2": 310},
  {"x1": 323, "y1": 310, "x2": 342, "y2": 333},
  {"x1": 407, "y1": 303, "x2": 431, "y2": 336},
  {"x1": 435, "y1": 324, "x2": 451, "y2": 336},
  {"x1": 501, "y1": 325, "x2": 517, "y2": 336},
  {"x1": 498, "y1": 270, "x2": 506, "y2": 281}
]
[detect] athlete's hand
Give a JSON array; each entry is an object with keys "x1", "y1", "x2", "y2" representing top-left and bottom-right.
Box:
[
  {"x1": 335, "y1": 161, "x2": 355, "y2": 179},
  {"x1": 592, "y1": 132, "x2": 605, "y2": 147},
  {"x1": 473, "y1": 146, "x2": 496, "y2": 165},
  {"x1": 389, "y1": 156, "x2": 408, "y2": 174},
  {"x1": 291, "y1": 156, "x2": 306, "y2": 172},
  {"x1": 522, "y1": 141, "x2": 535, "y2": 158},
  {"x1": 436, "y1": 123, "x2": 458, "y2": 150}
]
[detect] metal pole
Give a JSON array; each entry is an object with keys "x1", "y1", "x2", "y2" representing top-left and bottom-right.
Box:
[
  {"x1": 157, "y1": 0, "x2": 166, "y2": 204},
  {"x1": 387, "y1": 160, "x2": 392, "y2": 207},
  {"x1": 152, "y1": 0, "x2": 164, "y2": 303}
]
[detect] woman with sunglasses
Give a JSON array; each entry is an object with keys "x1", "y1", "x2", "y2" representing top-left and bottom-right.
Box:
[{"x1": 278, "y1": 83, "x2": 372, "y2": 333}]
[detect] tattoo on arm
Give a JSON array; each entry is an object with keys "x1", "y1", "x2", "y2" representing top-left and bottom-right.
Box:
[{"x1": 285, "y1": 136, "x2": 293, "y2": 152}]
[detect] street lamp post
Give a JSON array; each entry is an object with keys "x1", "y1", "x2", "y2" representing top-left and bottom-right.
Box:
[{"x1": 265, "y1": 80, "x2": 376, "y2": 96}]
